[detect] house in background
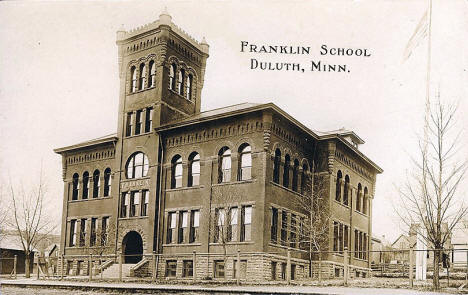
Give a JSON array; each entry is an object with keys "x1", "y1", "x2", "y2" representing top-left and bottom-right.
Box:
[{"x1": 0, "y1": 232, "x2": 34, "y2": 275}]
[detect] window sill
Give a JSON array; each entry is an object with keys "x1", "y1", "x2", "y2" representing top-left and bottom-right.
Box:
[
  {"x1": 269, "y1": 181, "x2": 304, "y2": 197},
  {"x1": 166, "y1": 185, "x2": 204, "y2": 192},
  {"x1": 69, "y1": 196, "x2": 112, "y2": 203},
  {"x1": 118, "y1": 216, "x2": 149, "y2": 220},
  {"x1": 333, "y1": 200, "x2": 350, "y2": 209},
  {"x1": 163, "y1": 243, "x2": 202, "y2": 247},
  {"x1": 268, "y1": 242, "x2": 307, "y2": 253},
  {"x1": 168, "y1": 89, "x2": 195, "y2": 104},
  {"x1": 127, "y1": 86, "x2": 156, "y2": 96},
  {"x1": 209, "y1": 241, "x2": 254, "y2": 246},
  {"x1": 212, "y1": 179, "x2": 254, "y2": 187},
  {"x1": 354, "y1": 210, "x2": 368, "y2": 217},
  {"x1": 124, "y1": 132, "x2": 153, "y2": 139}
]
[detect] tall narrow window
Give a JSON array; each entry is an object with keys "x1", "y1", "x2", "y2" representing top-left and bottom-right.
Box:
[
  {"x1": 169, "y1": 64, "x2": 176, "y2": 90},
  {"x1": 90, "y1": 218, "x2": 97, "y2": 246},
  {"x1": 271, "y1": 207, "x2": 278, "y2": 242},
  {"x1": 186, "y1": 74, "x2": 193, "y2": 100},
  {"x1": 356, "y1": 183, "x2": 362, "y2": 212},
  {"x1": 189, "y1": 210, "x2": 200, "y2": 243},
  {"x1": 69, "y1": 219, "x2": 77, "y2": 246},
  {"x1": 125, "y1": 112, "x2": 133, "y2": 137},
  {"x1": 148, "y1": 61, "x2": 156, "y2": 88},
  {"x1": 333, "y1": 221, "x2": 339, "y2": 252},
  {"x1": 215, "y1": 208, "x2": 226, "y2": 242},
  {"x1": 283, "y1": 154, "x2": 290, "y2": 188},
  {"x1": 338, "y1": 223, "x2": 344, "y2": 253},
  {"x1": 82, "y1": 171, "x2": 89, "y2": 199},
  {"x1": 139, "y1": 63, "x2": 146, "y2": 90},
  {"x1": 135, "y1": 110, "x2": 142, "y2": 135},
  {"x1": 92, "y1": 170, "x2": 100, "y2": 198},
  {"x1": 167, "y1": 212, "x2": 176, "y2": 244},
  {"x1": 171, "y1": 155, "x2": 183, "y2": 189},
  {"x1": 273, "y1": 149, "x2": 281, "y2": 184},
  {"x1": 72, "y1": 173, "x2": 79, "y2": 200},
  {"x1": 120, "y1": 192, "x2": 128, "y2": 218},
  {"x1": 188, "y1": 152, "x2": 200, "y2": 187},
  {"x1": 130, "y1": 66, "x2": 137, "y2": 92},
  {"x1": 218, "y1": 147, "x2": 231, "y2": 183},
  {"x1": 238, "y1": 144, "x2": 252, "y2": 181},
  {"x1": 79, "y1": 219, "x2": 86, "y2": 247},
  {"x1": 281, "y1": 211, "x2": 287, "y2": 245},
  {"x1": 363, "y1": 234, "x2": 368, "y2": 260},
  {"x1": 241, "y1": 206, "x2": 252, "y2": 242},
  {"x1": 343, "y1": 175, "x2": 350, "y2": 206},
  {"x1": 126, "y1": 152, "x2": 149, "y2": 179},
  {"x1": 292, "y1": 159, "x2": 299, "y2": 192},
  {"x1": 290, "y1": 214, "x2": 296, "y2": 248},
  {"x1": 177, "y1": 69, "x2": 185, "y2": 95},
  {"x1": 354, "y1": 230, "x2": 359, "y2": 258},
  {"x1": 344, "y1": 225, "x2": 349, "y2": 251},
  {"x1": 300, "y1": 164, "x2": 308, "y2": 194},
  {"x1": 335, "y1": 170, "x2": 342, "y2": 202},
  {"x1": 129, "y1": 191, "x2": 139, "y2": 217},
  {"x1": 228, "y1": 207, "x2": 238, "y2": 242},
  {"x1": 141, "y1": 190, "x2": 148, "y2": 216},
  {"x1": 104, "y1": 168, "x2": 111, "y2": 197},
  {"x1": 144, "y1": 107, "x2": 153, "y2": 133},
  {"x1": 363, "y1": 187, "x2": 368, "y2": 215},
  {"x1": 101, "y1": 217, "x2": 109, "y2": 246},
  {"x1": 178, "y1": 211, "x2": 188, "y2": 243}
]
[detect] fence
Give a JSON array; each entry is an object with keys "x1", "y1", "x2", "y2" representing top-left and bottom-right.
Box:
[
  {"x1": 15, "y1": 248, "x2": 468, "y2": 287},
  {"x1": 0, "y1": 256, "x2": 18, "y2": 279}
]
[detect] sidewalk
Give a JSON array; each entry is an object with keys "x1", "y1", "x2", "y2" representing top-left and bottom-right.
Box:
[{"x1": 0, "y1": 278, "x2": 454, "y2": 295}]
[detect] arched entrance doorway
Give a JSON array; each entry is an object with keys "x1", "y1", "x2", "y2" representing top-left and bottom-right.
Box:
[{"x1": 122, "y1": 231, "x2": 143, "y2": 263}]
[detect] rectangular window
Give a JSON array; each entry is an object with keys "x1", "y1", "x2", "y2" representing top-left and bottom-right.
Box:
[
  {"x1": 189, "y1": 210, "x2": 200, "y2": 243},
  {"x1": 291, "y1": 264, "x2": 296, "y2": 281},
  {"x1": 69, "y1": 219, "x2": 77, "y2": 246},
  {"x1": 290, "y1": 214, "x2": 296, "y2": 248},
  {"x1": 363, "y1": 234, "x2": 367, "y2": 260},
  {"x1": 167, "y1": 212, "x2": 176, "y2": 244},
  {"x1": 338, "y1": 223, "x2": 343, "y2": 253},
  {"x1": 178, "y1": 211, "x2": 188, "y2": 243},
  {"x1": 141, "y1": 190, "x2": 148, "y2": 216},
  {"x1": 271, "y1": 207, "x2": 278, "y2": 243},
  {"x1": 125, "y1": 112, "x2": 133, "y2": 137},
  {"x1": 344, "y1": 225, "x2": 349, "y2": 252},
  {"x1": 241, "y1": 205, "x2": 252, "y2": 242},
  {"x1": 354, "y1": 230, "x2": 359, "y2": 258},
  {"x1": 271, "y1": 261, "x2": 277, "y2": 280},
  {"x1": 281, "y1": 262, "x2": 286, "y2": 280},
  {"x1": 130, "y1": 191, "x2": 139, "y2": 217},
  {"x1": 359, "y1": 232, "x2": 363, "y2": 259},
  {"x1": 101, "y1": 217, "x2": 109, "y2": 246},
  {"x1": 79, "y1": 218, "x2": 86, "y2": 247},
  {"x1": 182, "y1": 260, "x2": 193, "y2": 277},
  {"x1": 135, "y1": 110, "x2": 142, "y2": 135},
  {"x1": 165, "y1": 260, "x2": 177, "y2": 277},
  {"x1": 120, "y1": 192, "x2": 128, "y2": 218},
  {"x1": 90, "y1": 218, "x2": 97, "y2": 246},
  {"x1": 281, "y1": 211, "x2": 287, "y2": 245},
  {"x1": 145, "y1": 107, "x2": 153, "y2": 133},
  {"x1": 215, "y1": 208, "x2": 225, "y2": 243},
  {"x1": 228, "y1": 207, "x2": 238, "y2": 242},
  {"x1": 214, "y1": 260, "x2": 225, "y2": 278},
  {"x1": 333, "y1": 221, "x2": 338, "y2": 252}
]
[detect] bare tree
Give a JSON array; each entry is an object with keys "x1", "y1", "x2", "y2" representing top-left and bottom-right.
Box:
[
  {"x1": 396, "y1": 98, "x2": 467, "y2": 289},
  {"x1": 294, "y1": 167, "x2": 331, "y2": 280},
  {"x1": 0, "y1": 183, "x2": 11, "y2": 242},
  {"x1": 8, "y1": 171, "x2": 56, "y2": 278}
]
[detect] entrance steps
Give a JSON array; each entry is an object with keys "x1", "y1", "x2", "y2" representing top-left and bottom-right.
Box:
[{"x1": 101, "y1": 263, "x2": 135, "y2": 278}]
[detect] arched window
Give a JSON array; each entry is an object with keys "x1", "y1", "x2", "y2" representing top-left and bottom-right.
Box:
[
  {"x1": 92, "y1": 170, "x2": 100, "y2": 198},
  {"x1": 292, "y1": 159, "x2": 299, "y2": 192},
  {"x1": 72, "y1": 173, "x2": 79, "y2": 200},
  {"x1": 357, "y1": 183, "x2": 362, "y2": 212},
  {"x1": 218, "y1": 147, "x2": 231, "y2": 183},
  {"x1": 169, "y1": 64, "x2": 176, "y2": 90},
  {"x1": 177, "y1": 69, "x2": 185, "y2": 95},
  {"x1": 283, "y1": 154, "x2": 290, "y2": 188},
  {"x1": 238, "y1": 144, "x2": 252, "y2": 181},
  {"x1": 130, "y1": 66, "x2": 137, "y2": 93},
  {"x1": 273, "y1": 149, "x2": 281, "y2": 184},
  {"x1": 300, "y1": 164, "x2": 308, "y2": 194},
  {"x1": 188, "y1": 152, "x2": 200, "y2": 187},
  {"x1": 139, "y1": 63, "x2": 146, "y2": 90},
  {"x1": 104, "y1": 168, "x2": 111, "y2": 197},
  {"x1": 363, "y1": 187, "x2": 368, "y2": 215},
  {"x1": 126, "y1": 152, "x2": 149, "y2": 179},
  {"x1": 335, "y1": 170, "x2": 342, "y2": 201},
  {"x1": 171, "y1": 155, "x2": 183, "y2": 188},
  {"x1": 343, "y1": 175, "x2": 350, "y2": 206},
  {"x1": 149, "y1": 61, "x2": 156, "y2": 88},
  {"x1": 82, "y1": 171, "x2": 89, "y2": 199},
  {"x1": 186, "y1": 74, "x2": 193, "y2": 101}
]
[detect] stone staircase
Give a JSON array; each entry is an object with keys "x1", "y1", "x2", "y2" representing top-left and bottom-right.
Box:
[{"x1": 101, "y1": 263, "x2": 135, "y2": 278}]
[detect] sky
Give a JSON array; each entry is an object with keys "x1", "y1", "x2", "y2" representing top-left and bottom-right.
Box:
[{"x1": 0, "y1": 0, "x2": 467, "y2": 243}]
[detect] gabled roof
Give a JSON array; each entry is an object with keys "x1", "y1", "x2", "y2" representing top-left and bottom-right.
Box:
[{"x1": 54, "y1": 133, "x2": 118, "y2": 154}]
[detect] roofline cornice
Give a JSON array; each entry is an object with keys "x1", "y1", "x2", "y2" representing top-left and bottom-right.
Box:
[{"x1": 54, "y1": 136, "x2": 118, "y2": 154}]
